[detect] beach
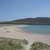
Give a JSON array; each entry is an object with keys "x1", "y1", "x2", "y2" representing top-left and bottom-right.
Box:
[{"x1": 0, "y1": 25, "x2": 50, "y2": 50}]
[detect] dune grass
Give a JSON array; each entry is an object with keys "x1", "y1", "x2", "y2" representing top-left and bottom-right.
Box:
[
  {"x1": 30, "y1": 41, "x2": 50, "y2": 50},
  {"x1": 0, "y1": 37, "x2": 28, "y2": 50}
]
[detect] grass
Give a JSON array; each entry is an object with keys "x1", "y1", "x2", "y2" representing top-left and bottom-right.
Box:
[
  {"x1": 30, "y1": 41, "x2": 50, "y2": 50},
  {"x1": 0, "y1": 37, "x2": 28, "y2": 50}
]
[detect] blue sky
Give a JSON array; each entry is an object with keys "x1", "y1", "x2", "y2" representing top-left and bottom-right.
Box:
[{"x1": 0, "y1": 0, "x2": 50, "y2": 21}]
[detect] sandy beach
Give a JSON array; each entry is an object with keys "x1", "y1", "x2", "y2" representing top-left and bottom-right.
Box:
[{"x1": 0, "y1": 25, "x2": 50, "y2": 50}]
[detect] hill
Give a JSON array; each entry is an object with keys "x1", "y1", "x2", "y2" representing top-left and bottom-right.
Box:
[{"x1": 0, "y1": 17, "x2": 50, "y2": 25}]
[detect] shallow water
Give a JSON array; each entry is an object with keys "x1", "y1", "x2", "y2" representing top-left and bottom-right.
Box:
[{"x1": 17, "y1": 25, "x2": 50, "y2": 34}]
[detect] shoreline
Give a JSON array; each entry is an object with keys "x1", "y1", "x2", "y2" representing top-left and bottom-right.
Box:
[
  {"x1": 0, "y1": 25, "x2": 50, "y2": 50},
  {"x1": 0, "y1": 25, "x2": 50, "y2": 43}
]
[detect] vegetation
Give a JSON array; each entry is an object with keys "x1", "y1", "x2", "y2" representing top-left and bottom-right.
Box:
[
  {"x1": 0, "y1": 37, "x2": 28, "y2": 50},
  {"x1": 30, "y1": 41, "x2": 50, "y2": 50},
  {"x1": 0, "y1": 17, "x2": 50, "y2": 25},
  {"x1": 0, "y1": 38, "x2": 50, "y2": 50}
]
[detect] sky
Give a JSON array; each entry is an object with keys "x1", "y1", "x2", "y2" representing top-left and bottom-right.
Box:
[{"x1": 0, "y1": 0, "x2": 50, "y2": 21}]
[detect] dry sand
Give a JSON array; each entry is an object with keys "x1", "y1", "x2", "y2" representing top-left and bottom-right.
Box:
[{"x1": 0, "y1": 25, "x2": 50, "y2": 50}]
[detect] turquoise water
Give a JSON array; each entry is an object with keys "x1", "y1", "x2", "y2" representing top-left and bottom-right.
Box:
[{"x1": 17, "y1": 25, "x2": 50, "y2": 34}]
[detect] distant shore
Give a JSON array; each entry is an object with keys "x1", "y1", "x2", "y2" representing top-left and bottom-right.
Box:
[{"x1": 0, "y1": 17, "x2": 50, "y2": 25}]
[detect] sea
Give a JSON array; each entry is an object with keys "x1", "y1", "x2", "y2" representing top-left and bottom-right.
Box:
[{"x1": 17, "y1": 25, "x2": 50, "y2": 34}]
